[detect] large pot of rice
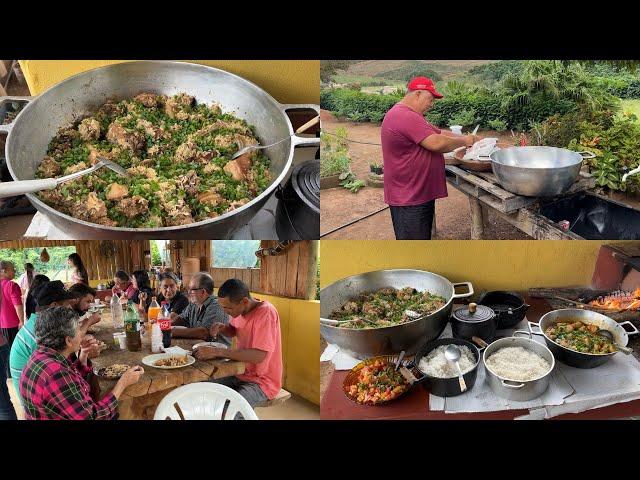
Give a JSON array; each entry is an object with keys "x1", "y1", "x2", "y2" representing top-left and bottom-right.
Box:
[{"x1": 482, "y1": 331, "x2": 555, "y2": 402}]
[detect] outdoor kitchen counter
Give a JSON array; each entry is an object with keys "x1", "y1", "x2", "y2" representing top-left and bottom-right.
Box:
[
  {"x1": 320, "y1": 295, "x2": 640, "y2": 420},
  {"x1": 89, "y1": 310, "x2": 245, "y2": 420}
]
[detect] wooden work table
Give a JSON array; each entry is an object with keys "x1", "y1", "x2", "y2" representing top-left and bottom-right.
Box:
[{"x1": 89, "y1": 310, "x2": 245, "y2": 420}]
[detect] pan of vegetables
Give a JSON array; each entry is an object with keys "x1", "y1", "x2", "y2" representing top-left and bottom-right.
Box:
[
  {"x1": 530, "y1": 309, "x2": 639, "y2": 368},
  {"x1": 0, "y1": 61, "x2": 319, "y2": 239}
]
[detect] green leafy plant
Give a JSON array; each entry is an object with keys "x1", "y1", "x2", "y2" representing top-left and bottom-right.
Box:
[
  {"x1": 320, "y1": 128, "x2": 351, "y2": 178},
  {"x1": 339, "y1": 171, "x2": 366, "y2": 193},
  {"x1": 449, "y1": 108, "x2": 477, "y2": 127},
  {"x1": 487, "y1": 119, "x2": 508, "y2": 131}
]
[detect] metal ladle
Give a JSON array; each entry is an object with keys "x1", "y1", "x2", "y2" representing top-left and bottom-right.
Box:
[
  {"x1": 444, "y1": 344, "x2": 468, "y2": 392},
  {"x1": 231, "y1": 115, "x2": 320, "y2": 160},
  {"x1": 0, "y1": 158, "x2": 129, "y2": 198},
  {"x1": 596, "y1": 329, "x2": 634, "y2": 355}
]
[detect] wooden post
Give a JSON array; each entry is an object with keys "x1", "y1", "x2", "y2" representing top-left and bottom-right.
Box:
[{"x1": 469, "y1": 197, "x2": 485, "y2": 240}]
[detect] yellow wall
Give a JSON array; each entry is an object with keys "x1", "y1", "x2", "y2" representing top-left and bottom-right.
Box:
[
  {"x1": 19, "y1": 60, "x2": 319, "y2": 104},
  {"x1": 320, "y1": 240, "x2": 622, "y2": 292}
]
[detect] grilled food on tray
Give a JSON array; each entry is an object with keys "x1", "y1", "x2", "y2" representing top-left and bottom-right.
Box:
[
  {"x1": 344, "y1": 359, "x2": 410, "y2": 405},
  {"x1": 99, "y1": 364, "x2": 130, "y2": 379},
  {"x1": 154, "y1": 355, "x2": 189, "y2": 367},
  {"x1": 35, "y1": 93, "x2": 271, "y2": 228},
  {"x1": 545, "y1": 321, "x2": 616, "y2": 354},
  {"x1": 330, "y1": 286, "x2": 446, "y2": 329}
]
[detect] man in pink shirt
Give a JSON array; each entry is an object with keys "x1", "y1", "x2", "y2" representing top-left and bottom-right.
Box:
[
  {"x1": 380, "y1": 76, "x2": 481, "y2": 239},
  {"x1": 1, "y1": 261, "x2": 24, "y2": 378},
  {"x1": 193, "y1": 278, "x2": 282, "y2": 408}
]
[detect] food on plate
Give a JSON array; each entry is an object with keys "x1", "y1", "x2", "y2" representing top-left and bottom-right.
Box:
[
  {"x1": 545, "y1": 321, "x2": 616, "y2": 354},
  {"x1": 154, "y1": 355, "x2": 189, "y2": 367},
  {"x1": 330, "y1": 286, "x2": 446, "y2": 329},
  {"x1": 344, "y1": 359, "x2": 410, "y2": 405},
  {"x1": 485, "y1": 347, "x2": 551, "y2": 382},
  {"x1": 35, "y1": 93, "x2": 271, "y2": 228},
  {"x1": 418, "y1": 344, "x2": 476, "y2": 378},
  {"x1": 100, "y1": 364, "x2": 130, "y2": 379}
]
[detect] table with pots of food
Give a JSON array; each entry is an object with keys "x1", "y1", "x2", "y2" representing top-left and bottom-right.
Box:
[
  {"x1": 87, "y1": 307, "x2": 245, "y2": 420},
  {"x1": 320, "y1": 269, "x2": 640, "y2": 420}
]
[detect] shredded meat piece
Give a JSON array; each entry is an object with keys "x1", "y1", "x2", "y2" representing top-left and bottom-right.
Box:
[
  {"x1": 48, "y1": 125, "x2": 80, "y2": 158},
  {"x1": 105, "y1": 183, "x2": 129, "y2": 201},
  {"x1": 87, "y1": 145, "x2": 121, "y2": 165},
  {"x1": 133, "y1": 92, "x2": 160, "y2": 108},
  {"x1": 226, "y1": 198, "x2": 249, "y2": 211},
  {"x1": 164, "y1": 93, "x2": 194, "y2": 119},
  {"x1": 116, "y1": 195, "x2": 149, "y2": 218},
  {"x1": 106, "y1": 122, "x2": 145, "y2": 152},
  {"x1": 78, "y1": 118, "x2": 101, "y2": 141},
  {"x1": 147, "y1": 145, "x2": 160, "y2": 156},
  {"x1": 136, "y1": 119, "x2": 165, "y2": 140},
  {"x1": 176, "y1": 170, "x2": 200, "y2": 195},
  {"x1": 37, "y1": 156, "x2": 61, "y2": 177},
  {"x1": 233, "y1": 134, "x2": 259, "y2": 150},
  {"x1": 197, "y1": 191, "x2": 223, "y2": 206},
  {"x1": 174, "y1": 141, "x2": 198, "y2": 163},
  {"x1": 38, "y1": 187, "x2": 67, "y2": 206},
  {"x1": 164, "y1": 198, "x2": 194, "y2": 226},
  {"x1": 196, "y1": 150, "x2": 219, "y2": 164},
  {"x1": 203, "y1": 163, "x2": 221, "y2": 174},
  {"x1": 223, "y1": 159, "x2": 248, "y2": 181},
  {"x1": 73, "y1": 192, "x2": 111, "y2": 224},
  {"x1": 127, "y1": 165, "x2": 157, "y2": 179}
]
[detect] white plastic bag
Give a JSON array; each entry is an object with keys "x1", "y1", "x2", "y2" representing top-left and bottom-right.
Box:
[{"x1": 463, "y1": 137, "x2": 499, "y2": 161}]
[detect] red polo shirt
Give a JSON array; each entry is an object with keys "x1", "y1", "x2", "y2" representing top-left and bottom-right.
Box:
[{"x1": 381, "y1": 103, "x2": 448, "y2": 206}]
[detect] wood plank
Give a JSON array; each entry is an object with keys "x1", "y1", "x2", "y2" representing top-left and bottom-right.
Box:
[
  {"x1": 284, "y1": 241, "x2": 300, "y2": 298},
  {"x1": 251, "y1": 268, "x2": 261, "y2": 293}
]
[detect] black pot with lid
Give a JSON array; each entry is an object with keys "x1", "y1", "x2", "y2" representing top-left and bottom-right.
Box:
[
  {"x1": 451, "y1": 302, "x2": 497, "y2": 343},
  {"x1": 275, "y1": 160, "x2": 320, "y2": 240}
]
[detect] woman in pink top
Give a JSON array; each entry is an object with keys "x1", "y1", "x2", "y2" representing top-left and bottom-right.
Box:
[
  {"x1": 193, "y1": 278, "x2": 282, "y2": 408},
  {"x1": 1, "y1": 260, "x2": 24, "y2": 377},
  {"x1": 380, "y1": 76, "x2": 482, "y2": 239}
]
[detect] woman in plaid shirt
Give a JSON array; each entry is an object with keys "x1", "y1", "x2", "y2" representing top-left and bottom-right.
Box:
[{"x1": 20, "y1": 307, "x2": 144, "y2": 420}]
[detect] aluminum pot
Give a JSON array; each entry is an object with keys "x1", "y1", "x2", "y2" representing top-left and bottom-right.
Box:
[
  {"x1": 409, "y1": 337, "x2": 481, "y2": 397},
  {"x1": 483, "y1": 331, "x2": 555, "y2": 401},
  {"x1": 320, "y1": 269, "x2": 473, "y2": 359},
  {"x1": 530, "y1": 308, "x2": 639, "y2": 369},
  {"x1": 490, "y1": 147, "x2": 595, "y2": 197},
  {"x1": 0, "y1": 61, "x2": 319, "y2": 239}
]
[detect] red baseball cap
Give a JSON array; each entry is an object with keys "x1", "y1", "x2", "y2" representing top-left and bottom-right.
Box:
[{"x1": 407, "y1": 76, "x2": 443, "y2": 98}]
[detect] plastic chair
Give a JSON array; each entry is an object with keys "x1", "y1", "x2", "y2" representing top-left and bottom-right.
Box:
[{"x1": 153, "y1": 383, "x2": 259, "y2": 420}]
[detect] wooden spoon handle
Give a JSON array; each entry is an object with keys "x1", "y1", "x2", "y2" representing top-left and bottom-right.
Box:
[{"x1": 295, "y1": 115, "x2": 320, "y2": 134}]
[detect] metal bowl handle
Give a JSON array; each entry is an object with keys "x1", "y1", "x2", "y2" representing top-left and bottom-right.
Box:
[
  {"x1": 501, "y1": 380, "x2": 525, "y2": 390},
  {"x1": 513, "y1": 330, "x2": 532, "y2": 339},
  {"x1": 0, "y1": 96, "x2": 33, "y2": 135},
  {"x1": 620, "y1": 321, "x2": 640, "y2": 336},
  {"x1": 279, "y1": 103, "x2": 320, "y2": 149},
  {"x1": 451, "y1": 282, "x2": 474, "y2": 299},
  {"x1": 528, "y1": 321, "x2": 545, "y2": 336},
  {"x1": 577, "y1": 151, "x2": 596, "y2": 159}
]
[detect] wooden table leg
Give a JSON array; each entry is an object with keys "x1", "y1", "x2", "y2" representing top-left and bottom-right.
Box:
[{"x1": 469, "y1": 197, "x2": 485, "y2": 240}]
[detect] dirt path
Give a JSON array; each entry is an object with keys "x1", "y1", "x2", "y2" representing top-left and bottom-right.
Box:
[{"x1": 320, "y1": 110, "x2": 530, "y2": 239}]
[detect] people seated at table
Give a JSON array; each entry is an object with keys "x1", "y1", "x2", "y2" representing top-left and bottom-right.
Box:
[
  {"x1": 68, "y1": 283, "x2": 102, "y2": 328},
  {"x1": 156, "y1": 272, "x2": 189, "y2": 316},
  {"x1": 131, "y1": 270, "x2": 154, "y2": 309},
  {"x1": 193, "y1": 279, "x2": 283, "y2": 407},
  {"x1": 112, "y1": 270, "x2": 136, "y2": 300},
  {"x1": 171, "y1": 272, "x2": 230, "y2": 344},
  {"x1": 67, "y1": 253, "x2": 89, "y2": 285},
  {"x1": 24, "y1": 275, "x2": 49, "y2": 320},
  {"x1": 9, "y1": 281, "x2": 100, "y2": 405},
  {"x1": 20, "y1": 306, "x2": 144, "y2": 420}
]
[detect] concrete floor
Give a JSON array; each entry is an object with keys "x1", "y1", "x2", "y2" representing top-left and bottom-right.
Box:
[{"x1": 7, "y1": 379, "x2": 319, "y2": 420}]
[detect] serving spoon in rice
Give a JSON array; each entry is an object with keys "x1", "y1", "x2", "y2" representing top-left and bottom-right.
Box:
[
  {"x1": 0, "y1": 158, "x2": 129, "y2": 198},
  {"x1": 445, "y1": 345, "x2": 468, "y2": 393}
]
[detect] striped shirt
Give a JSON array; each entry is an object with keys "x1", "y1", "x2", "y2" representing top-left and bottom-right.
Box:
[
  {"x1": 20, "y1": 345, "x2": 118, "y2": 420},
  {"x1": 9, "y1": 313, "x2": 38, "y2": 403}
]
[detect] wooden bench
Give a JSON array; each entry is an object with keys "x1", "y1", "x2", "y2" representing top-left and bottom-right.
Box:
[{"x1": 257, "y1": 388, "x2": 291, "y2": 407}]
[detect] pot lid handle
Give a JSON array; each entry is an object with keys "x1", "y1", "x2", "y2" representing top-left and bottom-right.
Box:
[{"x1": 469, "y1": 303, "x2": 477, "y2": 314}]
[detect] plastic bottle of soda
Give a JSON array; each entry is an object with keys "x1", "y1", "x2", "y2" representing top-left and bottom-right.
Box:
[
  {"x1": 111, "y1": 294, "x2": 124, "y2": 329},
  {"x1": 158, "y1": 302, "x2": 172, "y2": 348},
  {"x1": 124, "y1": 302, "x2": 141, "y2": 351}
]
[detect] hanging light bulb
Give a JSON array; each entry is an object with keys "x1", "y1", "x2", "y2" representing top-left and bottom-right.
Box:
[{"x1": 40, "y1": 248, "x2": 50, "y2": 263}]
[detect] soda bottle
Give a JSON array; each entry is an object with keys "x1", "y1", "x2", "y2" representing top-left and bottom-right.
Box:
[
  {"x1": 158, "y1": 303, "x2": 172, "y2": 348},
  {"x1": 124, "y1": 302, "x2": 141, "y2": 352},
  {"x1": 148, "y1": 296, "x2": 161, "y2": 322},
  {"x1": 111, "y1": 294, "x2": 124, "y2": 329}
]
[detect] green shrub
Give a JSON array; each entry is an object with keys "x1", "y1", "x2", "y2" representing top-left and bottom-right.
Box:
[
  {"x1": 320, "y1": 88, "x2": 402, "y2": 123},
  {"x1": 320, "y1": 128, "x2": 351, "y2": 178},
  {"x1": 487, "y1": 119, "x2": 508, "y2": 131},
  {"x1": 448, "y1": 108, "x2": 477, "y2": 127}
]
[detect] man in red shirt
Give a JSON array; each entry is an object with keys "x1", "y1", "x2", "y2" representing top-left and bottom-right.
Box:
[
  {"x1": 381, "y1": 76, "x2": 482, "y2": 239},
  {"x1": 193, "y1": 278, "x2": 282, "y2": 408}
]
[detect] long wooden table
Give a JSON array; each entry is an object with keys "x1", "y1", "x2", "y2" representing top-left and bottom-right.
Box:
[
  {"x1": 89, "y1": 310, "x2": 245, "y2": 420},
  {"x1": 320, "y1": 296, "x2": 640, "y2": 420}
]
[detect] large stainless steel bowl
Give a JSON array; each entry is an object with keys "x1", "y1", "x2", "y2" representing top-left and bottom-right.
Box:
[
  {"x1": 0, "y1": 61, "x2": 319, "y2": 239},
  {"x1": 320, "y1": 269, "x2": 474, "y2": 359},
  {"x1": 490, "y1": 146, "x2": 594, "y2": 197}
]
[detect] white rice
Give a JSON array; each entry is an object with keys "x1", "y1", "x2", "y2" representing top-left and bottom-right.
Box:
[
  {"x1": 418, "y1": 344, "x2": 476, "y2": 378},
  {"x1": 485, "y1": 346, "x2": 551, "y2": 382}
]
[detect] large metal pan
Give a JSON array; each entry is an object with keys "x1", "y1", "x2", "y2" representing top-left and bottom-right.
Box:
[
  {"x1": 0, "y1": 61, "x2": 319, "y2": 239},
  {"x1": 490, "y1": 146, "x2": 595, "y2": 197},
  {"x1": 320, "y1": 269, "x2": 473, "y2": 359},
  {"x1": 530, "y1": 308, "x2": 639, "y2": 368}
]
